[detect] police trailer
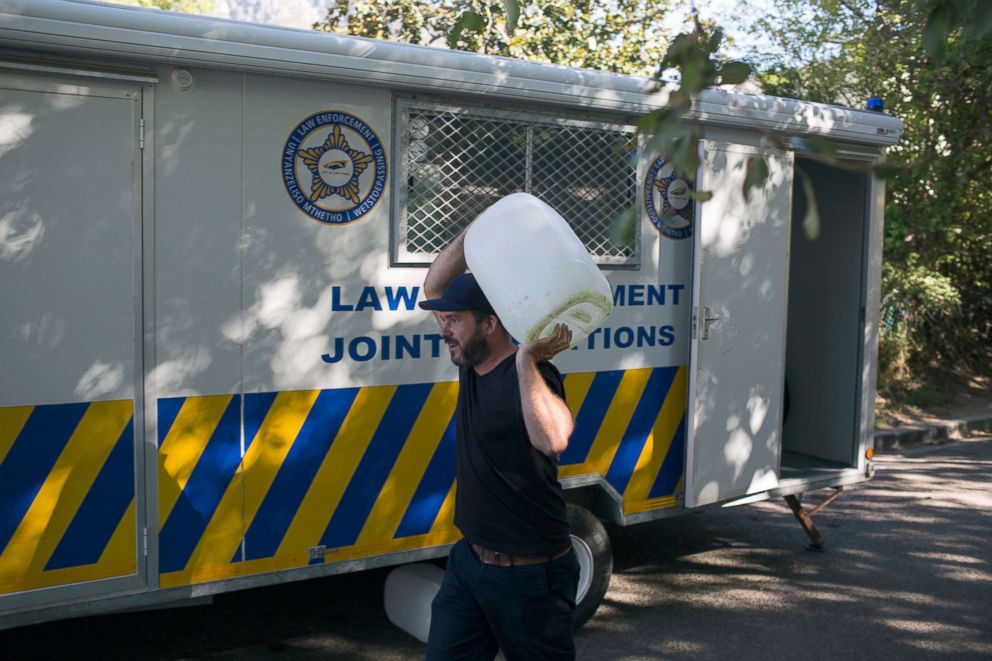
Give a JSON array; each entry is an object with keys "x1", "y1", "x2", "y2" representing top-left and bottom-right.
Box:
[{"x1": 0, "y1": 0, "x2": 901, "y2": 632}]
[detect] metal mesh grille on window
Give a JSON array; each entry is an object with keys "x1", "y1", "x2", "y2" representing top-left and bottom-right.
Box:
[
  {"x1": 404, "y1": 109, "x2": 527, "y2": 255},
  {"x1": 402, "y1": 107, "x2": 637, "y2": 261},
  {"x1": 531, "y1": 124, "x2": 637, "y2": 259}
]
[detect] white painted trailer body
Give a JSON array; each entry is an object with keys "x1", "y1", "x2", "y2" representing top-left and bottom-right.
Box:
[{"x1": 0, "y1": 0, "x2": 900, "y2": 630}]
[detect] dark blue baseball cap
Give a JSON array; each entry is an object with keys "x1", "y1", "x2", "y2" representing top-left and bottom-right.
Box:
[{"x1": 419, "y1": 273, "x2": 495, "y2": 315}]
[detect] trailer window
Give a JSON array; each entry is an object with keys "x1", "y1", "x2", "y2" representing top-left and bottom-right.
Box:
[{"x1": 393, "y1": 100, "x2": 639, "y2": 267}]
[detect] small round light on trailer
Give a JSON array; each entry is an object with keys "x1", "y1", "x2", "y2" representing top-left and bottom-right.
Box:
[
  {"x1": 866, "y1": 96, "x2": 884, "y2": 112},
  {"x1": 171, "y1": 68, "x2": 196, "y2": 93},
  {"x1": 866, "y1": 448, "x2": 875, "y2": 459}
]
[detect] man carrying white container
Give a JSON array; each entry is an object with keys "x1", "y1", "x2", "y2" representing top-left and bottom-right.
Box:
[{"x1": 419, "y1": 227, "x2": 580, "y2": 661}]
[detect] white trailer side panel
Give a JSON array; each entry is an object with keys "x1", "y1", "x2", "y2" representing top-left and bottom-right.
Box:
[
  {"x1": 0, "y1": 75, "x2": 138, "y2": 406},
  {"x1": 0, "y1": 72, "x2": 144, "y2": 604},
  {"x1": 241, "y1": 76, "x2": 404, "y2": 392},
  {"x1": 153, "y1": 66, "x2": 243, "y2": 398},
  {"x1": 152, "y1": 67, "x2": 247, "y2": 588}
]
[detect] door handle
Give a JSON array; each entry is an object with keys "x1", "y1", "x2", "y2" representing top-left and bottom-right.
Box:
[{"x1": 702, "y1": 307, "x2": 720, "y2": 340}]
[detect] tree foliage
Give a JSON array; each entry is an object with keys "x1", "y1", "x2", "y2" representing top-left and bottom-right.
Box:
[
  {"x1": 313, "y1": 0, "x2": 676, "y2": 77},
  {"x1": 637, "y1": 23, "x2": 753, "y2": 183},
  {"x1": 742, "y1": 0, "x2": 992, "y2": 379}
]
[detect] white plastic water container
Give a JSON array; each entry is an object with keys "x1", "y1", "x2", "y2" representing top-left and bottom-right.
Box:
[
  {"x1": 383, "y1": 563, "x2": 445, "y2": 643},
  {"x1": 464, "y1": 192, "x2": 613, "y2": 346}
]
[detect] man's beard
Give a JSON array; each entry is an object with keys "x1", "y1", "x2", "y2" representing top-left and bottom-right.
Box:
[{"x1": 450, "y1": 329, "x2": 490, "y2": 368}]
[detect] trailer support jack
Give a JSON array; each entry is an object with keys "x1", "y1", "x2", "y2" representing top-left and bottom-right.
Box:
[{"x1": 783, "y1": 487, "x2": 844, "y2": 551}]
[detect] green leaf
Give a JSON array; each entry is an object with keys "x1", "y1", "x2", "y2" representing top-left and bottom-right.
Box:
[
  {"x1": 668, "y1": 88, "x2": 693, "y2": 112},
  {"x1": 795, "y1": 135, "x2": 837, "y2": 163},
  {"x1": 449, "y1": 10, "x2": 484, "y2": 49},
  {"x1": 707, "y1": 28, "x2": 724, "y2": 53},
  {"x1": 664, "y1": 33, "x2": 697, "y2": 66},
  {"x1": 668, "y1": 135, "x2": 694, "y2": 179},
  {"x1": 742, "y1": 156, "x2": 769, "y2": 201},
  {"x1": 689, "y1": 190, "x2": 713, "y2": 202},
  {"x1": 683, "y1": 149, "x2": 701, "y2": 179},
  {"x1": 670, "y1": 131, "x2": 701, "y2": 179},
  {"x1": 645, "y1": 119, "x2": 686, "y2": 159},
  {"x1": 503, "y1": 0, "x2": 520, "y2": 34},
  {"x1": 766, "y1": 135, "x2": 789, "y2": 152},
  {"x1": 923, "y1": 0, "x2": 956, "y2": 63},
  {"x1": 719, "y1": 60, "x2": 751, "y2": 85},
  {"x1": 797, "y1": 168, "x2": 820, "y2": 241},
  {"x1": 610, "y1": 205, "x2": 638, "y2": 250},
  {"x1": 636, "y1": 107, "x2": 673, "y2": 134}
]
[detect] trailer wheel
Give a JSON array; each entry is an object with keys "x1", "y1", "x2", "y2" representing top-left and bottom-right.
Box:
[{"x1": 567, "y1": 504, "x2": 612, "y2": 630}]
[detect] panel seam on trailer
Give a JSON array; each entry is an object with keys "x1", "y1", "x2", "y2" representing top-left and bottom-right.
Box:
[{"x1": 238, "y1": 72, "x2": 247, "y2": 565}]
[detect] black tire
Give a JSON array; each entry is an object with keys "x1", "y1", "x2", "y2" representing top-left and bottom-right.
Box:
[{"x1": 567, "y1": 504, "x2": 612, "y2": 630}]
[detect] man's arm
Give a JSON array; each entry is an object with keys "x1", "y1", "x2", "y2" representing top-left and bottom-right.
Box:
[
  {"x1": 517, "y1": 323, "x2": 574, "y2": 457},
  {"x1": 424, "y1": 227, "x2": 469, "y2": 299}
]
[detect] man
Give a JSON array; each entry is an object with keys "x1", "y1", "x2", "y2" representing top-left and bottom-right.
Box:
[{"x1": 419, "y1": 227, "x2": 580, "y2": 661}]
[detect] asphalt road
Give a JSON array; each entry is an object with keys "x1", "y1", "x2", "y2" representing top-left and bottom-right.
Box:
[{"x1": 3, "y1": 436, "x2": 990, "y2": 660}]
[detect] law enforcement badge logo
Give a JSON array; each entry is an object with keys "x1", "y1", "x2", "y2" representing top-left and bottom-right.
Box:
[
  {"x1": 644, "y1": 157, "x2": 693, "y2": 239},
  {"x1": 282, "y1": 111, "x2": 387, "y2": 225}
]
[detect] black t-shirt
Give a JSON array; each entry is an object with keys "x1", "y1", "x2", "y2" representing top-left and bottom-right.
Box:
[{"x1": 453, "y1": 353, "x2": 571, "y2": 557}]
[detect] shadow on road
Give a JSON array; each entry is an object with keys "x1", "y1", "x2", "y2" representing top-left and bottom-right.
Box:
[
  {"x1": 578, "y1": 439, "x2": 992, "y2": 660},
  {"x1": 2, "y1": 440, "x2": 990, "y2": 660},
  {"x1": 1, "y1": 562, "x2": 425, "y2": 659}
]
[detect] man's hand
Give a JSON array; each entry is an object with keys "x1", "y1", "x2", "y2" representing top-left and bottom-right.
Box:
[
  {"x1": 518, "y1": 323, "x2": 573, "y2": 364},
  {"x1": 517, "y1": 323, "x2": 574, "y2": 457}
]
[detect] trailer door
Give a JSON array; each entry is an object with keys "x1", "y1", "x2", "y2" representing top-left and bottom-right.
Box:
[
  {"x1": 684, "y1": 142, "x2": 794, "y2": 508},
  {"x1": 0, "y1": 73, "x2": 145, "y2": 607}
]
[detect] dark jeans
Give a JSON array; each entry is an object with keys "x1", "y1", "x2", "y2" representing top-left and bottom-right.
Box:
[{"x1": 425, "y1": 539, "x2": 580, "y2": 661}]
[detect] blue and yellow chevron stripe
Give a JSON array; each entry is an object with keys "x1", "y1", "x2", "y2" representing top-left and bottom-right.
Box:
[
  {"x1": 157, "y1": 366, "x2": 687, "y2": 587},
  {"x1": 0, "y1": 400, "x2": 137, "y2": 596},
  {"x1": 0, "y1": 368, "x2": 687, "y2": 593},
  {"x1": 157, "y1": 384, "x2": 461, "y2": 586},
  {"x1": 561, "y1": 366, "x2": 688, "y2": 514}
]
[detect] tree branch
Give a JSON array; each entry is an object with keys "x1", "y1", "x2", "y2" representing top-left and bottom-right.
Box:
[{"x1": 836, "y1": 0, "x2": 869, "y2": 24}]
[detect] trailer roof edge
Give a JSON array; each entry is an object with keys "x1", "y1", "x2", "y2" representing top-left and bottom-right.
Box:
[{"x1": 0, "y1": 0, "x2": 903, "y2": 146}]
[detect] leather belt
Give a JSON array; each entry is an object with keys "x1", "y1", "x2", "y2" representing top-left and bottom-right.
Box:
[{"x1": 470, "y1": 542, "x2": 571, "y2": 567}]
